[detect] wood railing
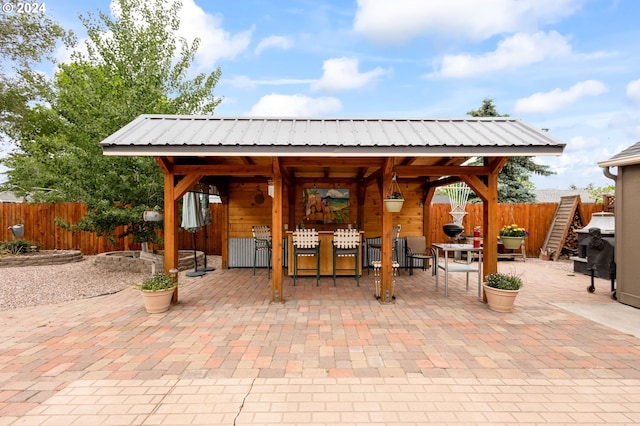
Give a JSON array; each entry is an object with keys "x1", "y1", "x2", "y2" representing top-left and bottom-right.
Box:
[{"x1": 1, "y1": 201, "x2": 604, "y2": 256}]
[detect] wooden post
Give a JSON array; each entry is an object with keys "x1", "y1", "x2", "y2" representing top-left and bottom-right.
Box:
[
  {"x1": 271, "y1": 158, "x2": 284, "y2": 303},
  {"x1": 163, "y1": 172, "x2": 179, "y2": 303},
  {"x1": 379, "y1": 157, "x2": 395, "y2": 303}
]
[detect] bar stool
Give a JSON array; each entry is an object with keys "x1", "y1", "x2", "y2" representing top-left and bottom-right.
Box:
[
  {"x1": 332, "y1": 228, "x2": 360, "y2": 286},
  {"x1": 292, "y1": 228, "x2": 321, "y2": 286},
  {"x1": 252, "y1": 225, "x2": 272, "y2": 278}
]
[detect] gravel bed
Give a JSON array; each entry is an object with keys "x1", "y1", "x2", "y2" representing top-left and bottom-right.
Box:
[{"x1": 0, "y1": 256, "x2": 149, "y2": 310}]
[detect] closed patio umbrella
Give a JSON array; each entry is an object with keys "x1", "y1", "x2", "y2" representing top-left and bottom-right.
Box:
[
  {"x1": 199, "y1": 192, "x2": 215, "y2": 272},
  {"x1": 181, "y1": 192, "x2": 205, "y2": 277}
]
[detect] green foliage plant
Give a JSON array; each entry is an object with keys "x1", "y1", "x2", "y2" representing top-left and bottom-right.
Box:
[
  {"x1": 0, "y1": 239, "x2": 31, "y2": 255},
  {"x1": 485, "y1": 272, "x2": 523, "y2": 290},
  {"x1": 2, "y1": 0, "x2": 222, "y2": 246},
  {"x1": 133, "y1": 273, "x2": 176, "y2": 292}
]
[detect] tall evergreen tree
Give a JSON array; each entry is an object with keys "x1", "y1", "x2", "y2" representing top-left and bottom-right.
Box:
[{"x1": 467, "y1": 98, "x2": 555, "y2": 203}]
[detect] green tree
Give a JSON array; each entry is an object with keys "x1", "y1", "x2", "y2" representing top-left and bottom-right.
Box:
[
  {"x1": 0, "y1": 3, "x2": 74, "y2": 144},
  {"x1": 467, "y1": 98, "x2": 555, "y2": 203},
  {"x1": 2, "y1": 0, "x2": 222, "y2": 244}
]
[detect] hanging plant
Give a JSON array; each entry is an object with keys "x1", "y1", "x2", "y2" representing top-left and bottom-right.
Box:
[{"x1": 384, "y1": 174, "x2": 404, "y2": 212}]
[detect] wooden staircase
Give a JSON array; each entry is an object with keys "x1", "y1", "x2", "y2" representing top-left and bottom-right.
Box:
[{"x1": 542, "y1": 195, "x2": 584, "y2": 261}]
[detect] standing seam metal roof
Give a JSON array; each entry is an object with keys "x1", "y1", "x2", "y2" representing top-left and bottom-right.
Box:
[{"x1": 100, "y1": 115, "x2": 566, "y2": 156}]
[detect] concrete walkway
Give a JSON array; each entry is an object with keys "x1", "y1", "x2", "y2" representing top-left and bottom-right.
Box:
[{"x1": 1, "y1": 258, "x2": 639, "y2": 425}]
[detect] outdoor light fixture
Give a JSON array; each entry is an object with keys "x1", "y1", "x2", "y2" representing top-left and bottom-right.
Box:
[{"x1": 267, "y1": 179, "x2": 274, "y2": 198}]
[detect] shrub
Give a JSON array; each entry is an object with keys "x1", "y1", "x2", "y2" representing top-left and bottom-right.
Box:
[
  {"x1": 0, "y1": 239, "x2": 32, "y2": 255},
  {"x1": 133, "y1": 273, "x2": 176, "y2": 291},
  {"x1": 485, "y1": 272, "x2": 523, "y2": 290}
]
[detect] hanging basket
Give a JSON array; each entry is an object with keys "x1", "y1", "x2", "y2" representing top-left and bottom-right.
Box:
[
  {"x1": 501, "y1": 236, "x2": 524, "y2": 250},
  {"x1": 384, "y1": 173, "x2": 404, "y2": 212},
  {"x1": 384, "y1": 198, "x2": 404, "y2": 212},
  {"x1": 143, "y1": 211, "x2": 164, "y2": 222}
]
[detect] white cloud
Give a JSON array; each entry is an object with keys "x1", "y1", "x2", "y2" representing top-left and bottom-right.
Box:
[
  {"x1": 514, "y1": 80, "x2": 607, "y2": 114},
  {"x1": 353, "y1": 0, "x2": 582, "y2": 44},
  {"x1": 226, "y1": 76, "x2": 315, "y2": 89},
  {"x1": 627, "y1": 78, "x2": 640, "y2": 104},
  {"x1": 57, "y1": 0, "x2": 251, "y2": 70},
  {"x1": 248, "y1": 94, "x2": 342, "y2": 116},
  {"x1": 179, "y1": 0, "x2": 252, "y2": 68},
  {"x1": 311, "y1": 57, "x2": 387, "y2": 92},
  {"x1": 438, "y1": 31, "x2": 571, "y2": 78},
  {"x1": 255, "y1": 36, "x2": 293, "y2": 55}
]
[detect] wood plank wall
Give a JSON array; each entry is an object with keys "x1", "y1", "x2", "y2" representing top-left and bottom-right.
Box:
[{"x1": 2, "y1": 182, "x2": 602, "y2": 257}]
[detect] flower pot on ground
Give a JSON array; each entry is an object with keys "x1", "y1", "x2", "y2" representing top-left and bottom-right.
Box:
[
  {"x1": 133, "y1": 273, "x2": 177, "y2": 314},
  {"x1": 483, "y1": 272, "x2": 522, "y2": 312}
]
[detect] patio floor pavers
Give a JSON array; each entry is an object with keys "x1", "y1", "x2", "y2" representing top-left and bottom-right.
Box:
[{"x1": 1, "y1": 258, "x2": 639, "y2": 425}]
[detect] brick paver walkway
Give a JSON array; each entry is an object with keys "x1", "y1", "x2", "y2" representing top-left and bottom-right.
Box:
[{"x1": 1, "y1": 258, "x2": 639, "y2": 425}]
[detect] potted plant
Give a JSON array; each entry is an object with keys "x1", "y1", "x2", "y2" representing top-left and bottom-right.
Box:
[
  {"x1": 499, "y1": 223, "x2": 529, "y2": 250},
  {"x1": 384, "y1": 174, "x2": 404, "y2": 212},
  {"x1": 483, "y1": 271, "x2": 523, "y2": 312},
  {"x1": 133, "y1": 272, "x2": 177, "y2": 313}
]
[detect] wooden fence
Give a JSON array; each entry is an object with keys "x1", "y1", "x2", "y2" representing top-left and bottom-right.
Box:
[{"x1": 1, "y1": 201, "x2": 603, "y2": 257}]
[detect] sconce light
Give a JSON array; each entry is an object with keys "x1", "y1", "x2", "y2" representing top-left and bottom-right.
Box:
[{"x1": 267, "y1": 179, "x2": 274, "y2": 198}]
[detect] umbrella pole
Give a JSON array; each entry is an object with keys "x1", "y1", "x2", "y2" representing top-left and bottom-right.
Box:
[
  {"x1": 198, "y1": 223, "x2": 215, "y2": 272},
  {"x1": 186, "y1": 231, "x2": 205, "y2": 277}
]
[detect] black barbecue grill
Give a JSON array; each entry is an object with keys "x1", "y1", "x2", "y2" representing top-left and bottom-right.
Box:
[{"x1": 578, "y1": 227, "x2": 616, "y2": 298}]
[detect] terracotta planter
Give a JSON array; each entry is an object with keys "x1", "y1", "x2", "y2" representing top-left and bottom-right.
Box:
[
  {"x1": 483, "y1": 284, "x2": 520, "y2": 312},
  {"x1": 384, "y1": 199, "x2": 404, "y2": 212},
  {"x1": 140, "y1": 287, "x2": 176, "y2": 313},
  {"x1": 500, "y1": 236, "x2": 524, "y2": 250}
]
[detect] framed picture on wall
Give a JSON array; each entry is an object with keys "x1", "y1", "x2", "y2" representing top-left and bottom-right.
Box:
[{"x1": 303, "y1": 188, "x2": 350, "y2": 224}]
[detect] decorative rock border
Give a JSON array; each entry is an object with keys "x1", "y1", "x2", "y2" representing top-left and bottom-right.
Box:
[
  {"x1": 0, "y1": 250, "x2": 83, "y2": 268},
  {"x1": 93, "y1": 250, "x2": 205, "y2": 274}
]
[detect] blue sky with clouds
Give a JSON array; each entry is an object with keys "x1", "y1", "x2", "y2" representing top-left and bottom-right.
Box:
[{"x1": 4, "y1": 0, "x2": 640, "y2": 190}]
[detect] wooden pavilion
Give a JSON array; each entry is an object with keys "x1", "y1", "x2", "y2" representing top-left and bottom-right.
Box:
[{"x1": 101, "y1": 115, "x2": 566, "y2": 304}]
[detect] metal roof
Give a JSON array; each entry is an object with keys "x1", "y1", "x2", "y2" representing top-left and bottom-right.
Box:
[
  {"x1": 598, "y1": 141, "x2": 640, "y2": 167},
  {"x1": 101, "y1": 115, "x2": 566, "y2": 157}
]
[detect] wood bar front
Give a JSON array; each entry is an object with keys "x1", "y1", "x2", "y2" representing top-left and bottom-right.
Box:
[{"x1": 286, "y1": 231, "x2": 364, "y2": 276}]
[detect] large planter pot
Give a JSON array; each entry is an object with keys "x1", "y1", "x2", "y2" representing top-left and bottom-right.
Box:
[
  {"x1": 384, "y1": 198, "x2": 404, "y2": 212},
  {"x1": 501, "y1": 236, "x2": 524, "y2": 250},
  {"x1": 483, "y1": 284, "x2": 520, "y2": 312},
  {"x1": 140, "y1": 287, "x2": 176, "y2": 313}
]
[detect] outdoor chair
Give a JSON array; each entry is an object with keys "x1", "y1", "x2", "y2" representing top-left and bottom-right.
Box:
[
  {"x1": 405, "y1": 235, "x2": 437, "y2": 276},
  {"x1": 367, "y1": 224, "x2": 401, "y2": 274},
  {"x1": 252, "y1": 225, "x2": 272, "y2": 278},
  {"x1": 332, "y1": 228, "x2": 361, "y2": 286},
  {"x1": 292, "y1": 228, "x2": 321, "y2": 286}
]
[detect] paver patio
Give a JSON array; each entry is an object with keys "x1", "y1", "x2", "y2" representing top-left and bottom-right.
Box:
[{"x1": 1, "y1": 258, "x2": 639, "y2": 425}]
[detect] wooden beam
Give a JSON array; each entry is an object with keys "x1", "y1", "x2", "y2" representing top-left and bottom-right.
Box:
[
  {"x1": 154, "y1": 156, "x2": 173, "y2": 174},
  {"x1": 271, "y1": 158, "x2": 284, "y2": 303},
  {"x1": 163, "y1": 171, "x2": 179, "y2": 303},
  {"x1": 395, "y1": 165, "x2": 492, "y2": 177},
  {"x1": 173, "y1": 164, "x2": 272, "y2": 176},
  {"x1": 173, "y1": 174, "x2": 203, "y2": 201},
  {"x1": 279, "y1": 158, "x2": 385, "y2": 168},
  {"x1": 380, "y1": 157, "x2": 395, "y2": 304}
]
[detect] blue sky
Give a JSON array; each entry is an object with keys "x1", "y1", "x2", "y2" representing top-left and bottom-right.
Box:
[{"x1": 5, "y1": 0, "x2": 640, "y2": 190}]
